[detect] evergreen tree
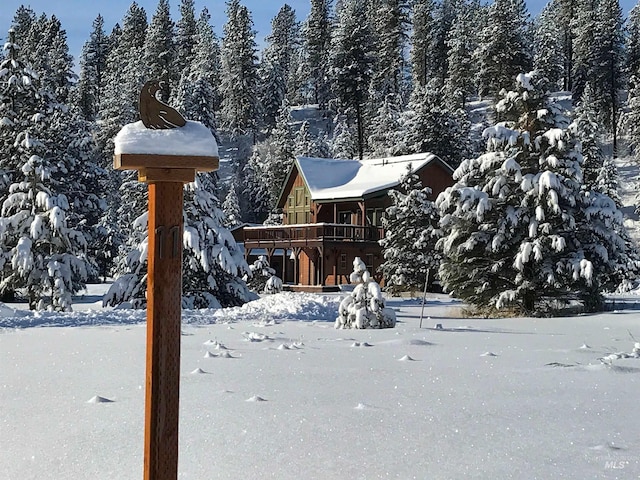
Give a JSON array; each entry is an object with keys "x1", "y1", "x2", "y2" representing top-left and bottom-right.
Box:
[
  {"x1": 105, "y1": 175, "x2": 255, "y2": 309},
  {"x1": 222, "y1": 183, "x2": 242, "y2": 228},
  {"x1": 330, "y1": 113, "x2": 359, "y2": 159},
  {"x1": 396, "y1": 82, "x2": 470, "y2": 166},
  {"x1": 620, "y1": 79, "x2": 640, "y2": 184},
  {"x1": 96, "y1": 3, "x2": 147, "y2": 277},
  {"x1": 627, "y1": 3, "x2": 640, "y2": 85},
  {"x1": 367, "y1": 93, "x2": 403, "y2": 157},
  {"x1": 533, "y1": 2, "x2": 563, "y2": 90},
  {"x1": 444, "y1": 0, "x2": 480, "y2": 108},
  {"x1": 97, "y1": 2, "x2": 148, "y2": 160},
  {"x1": 182, "y1": 174, "x2": 254, "y2": 308},
  {"x1": 10, "y1": 6, "x2": 36, "y2": 43},
  {"x1": 244, "y1": 255, "x2": 279, "y2": 293},
  {"x1": 300, "y1": 0, "x2": 332, "y2": 105},
  {"x1": 369, "y1": 0, "x2": 410, "y2": 100},
  {"x1": 592, "y1": 0, "x2": 625, "y2": 153},
  {"x1": 571, "y1": 0, "x2": 597, "y2": 103},
  {"x1": 379, "y1": 164, "x2": 441, "y2": 294},
  {"x1": 74, "y1": 15, "x2": 110, "y2": 121},
  {"x1": 259, "y1": 4, "x2": 300, "y2": 127},
  {"x1": 430, "y1": 0, "x2": 459, "y2": 89},
  {"x1": 220, "y1": 0, "x2": 258, "y2": 135},
  {"x1": 475, "y1": 0, "x2": 531, "y2": 98},
  {"x1": 20, "y1": 15, "x2": 75, "y2": 104},
  {"x1": 294, "y1": 120, "x2": 330, "y2": 157},
  {"x1": 264, "y1": 101, "x2": 296, "y2": 206},
  {"x1": 437, "y1": 72, "x2": 634, "y2": 314},
  {"x1": 410, "y1": 0, "x2": 437, "y2": 88},
  {"x1": 241, "y1": 148, "x2": 274, "y2": 223},
  {"x1": 329, "y1": 0, "x2": 375, "y2": 160},
  {"x1": 256, "y1": 55, "x2": 286, "y2": 131},
  {"x1": 174, "y1": 0, "x2": 198, "y2": 78},
  {"x1": 0, "y1": 29, "x2": 89, "y2": 310},
  {"x1": 555, "y1": 0, "x2": 577, "y2": 91},
  {"x1": 573, "y1": 82, "x2": 605, "y2": 192},
  {"x1": 174, "y1": 8, "x2": 221, "y2": 137},
  {"x1": 144, "y1": 0, "x2": 175, "y2": 101}
]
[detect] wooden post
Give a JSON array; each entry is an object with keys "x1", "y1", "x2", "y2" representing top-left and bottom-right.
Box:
[
  {"x1": 114, "y1": 153, "x2": 218, "y2": 480},
  {"x1": 144, "y1": 181, "x2": 183, "y2": 480}
]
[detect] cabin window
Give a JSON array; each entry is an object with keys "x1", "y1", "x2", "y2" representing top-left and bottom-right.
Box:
[
  {"x1": 365, "y1": 253, "x2": 374, "y2": 272},
  {"x1": 338, "y1": 211, "x2": 351, "y2": 224},
  {"x1": 366, "y1": 208, "x2": 386, "y2": 227},
  {"x1": 340, "y1": 253, "x2": 347, "y2": 270}
]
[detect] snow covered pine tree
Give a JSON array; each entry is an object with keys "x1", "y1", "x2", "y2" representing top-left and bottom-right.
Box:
[{"x1": 437, "y1": 71, "x2": 636, "y2": 315}]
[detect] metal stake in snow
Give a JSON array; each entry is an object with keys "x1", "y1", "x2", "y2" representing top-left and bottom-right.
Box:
[{"x1": 113, "y1": 80, "x2": 219, "y2": 480}]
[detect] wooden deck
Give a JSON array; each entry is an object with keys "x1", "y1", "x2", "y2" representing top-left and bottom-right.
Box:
[{"x1": 243, "y1": 223, "x2": 384, "y2": 249}]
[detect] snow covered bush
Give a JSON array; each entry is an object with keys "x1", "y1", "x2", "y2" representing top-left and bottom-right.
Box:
[
  {"x1": 335, "y1": 257, "x2": 396, "y2": 329},
  {"x1": 264, "y1": 275, "x2": 284, "y2": 295},
  {"x1": 244, "y1": 255, "x2": 283, "y2": 294}
]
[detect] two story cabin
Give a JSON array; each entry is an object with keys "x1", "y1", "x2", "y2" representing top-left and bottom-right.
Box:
[{"x1": 242, "y1": 152, "x2": 455, "y2": 292}]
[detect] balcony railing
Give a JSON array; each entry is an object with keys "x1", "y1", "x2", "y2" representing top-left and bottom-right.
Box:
[{"x1": 243, "y1": 223, "x2": 384, "y2": 244}]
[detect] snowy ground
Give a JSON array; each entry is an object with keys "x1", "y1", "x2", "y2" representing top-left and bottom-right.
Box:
[{"x1": 1, "y1": 290, "x2": 640, "y2": 479}]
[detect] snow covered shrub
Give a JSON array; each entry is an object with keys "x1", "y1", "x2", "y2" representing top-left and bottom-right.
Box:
[
  {"x1": 335, "y1": 257, "x2": 396, "y2": 329},
  {"x1": 264, "y1": 275, "x2": 284, "y2": 294},
  {"x1": 244, "y1": 255, "x2": 283, "y2": 294}
]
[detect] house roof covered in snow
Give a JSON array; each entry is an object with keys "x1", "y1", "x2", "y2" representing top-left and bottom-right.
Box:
[{"x1": 278, "y1": 153, "x2": 452, "y2": 205}]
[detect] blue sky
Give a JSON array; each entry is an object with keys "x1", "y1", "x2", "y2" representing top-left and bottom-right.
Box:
[{"x1": 0, "y1": 0, "x2": 637, "y2": 63}]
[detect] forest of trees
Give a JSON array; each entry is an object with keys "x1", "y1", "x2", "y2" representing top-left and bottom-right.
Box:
[{"x1": 1, "y1": 0, "x2": 640, "y2": 313}]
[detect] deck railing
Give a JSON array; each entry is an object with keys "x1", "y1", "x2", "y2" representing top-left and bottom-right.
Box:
[{"x1": 243, "y1": 223, "x2": 384, "y2": 243}]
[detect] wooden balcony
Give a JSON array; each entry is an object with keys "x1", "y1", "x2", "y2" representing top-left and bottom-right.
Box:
[{"x1": 243, "y1": 223, "x2": 384, "y2": 248}]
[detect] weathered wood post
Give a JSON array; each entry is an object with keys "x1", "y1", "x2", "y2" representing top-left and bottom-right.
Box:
[{"x1": 113, "y1": 81, "x2": 219, "y2": 480}]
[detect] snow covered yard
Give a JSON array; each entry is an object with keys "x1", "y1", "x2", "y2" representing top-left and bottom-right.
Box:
[{"x1": 1, "y1": 293, "x2": 640, "y2": 479}]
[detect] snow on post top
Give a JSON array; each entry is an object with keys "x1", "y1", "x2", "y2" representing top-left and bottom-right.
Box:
[{"x1": 114, "y1": 120, "x2": 218, "y2": 157}]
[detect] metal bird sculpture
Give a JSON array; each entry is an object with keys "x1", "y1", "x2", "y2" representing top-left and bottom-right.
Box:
[{"x1": 139, "y1": 80, "x2": 186, "y2": 129}]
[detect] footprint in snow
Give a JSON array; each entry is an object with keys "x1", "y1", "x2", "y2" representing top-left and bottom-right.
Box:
[
  {"x1": 351, "y1": 341, "x2": 372, "y2": 347},
  {"x1": 87, "y1": 395, "x2": 114, "y2": 404},
  {"x1": 190, "y1": 367, "x2": 208, "y2": 374},
  {"x1": 204, "y1": 340, "x2": 229, "y2": 350},
  {"x1": 579, "y1": 343, "x2": 591, "y2": 349},
  {"x1": 481, "y1": 352, "x2": 498, "y2": 357},
  {"x1": 398, "y1": 354, "x2": 417, "y2": 361},
  {"x1": 354, "y1": 402, "x2": 379, "y2": 410},
  {"x1": 246, "y1": 395, "x2": 267, "y2": 402},
  {"x1": 243, "y1": 332, "x2": 270, "y2": 342}
]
